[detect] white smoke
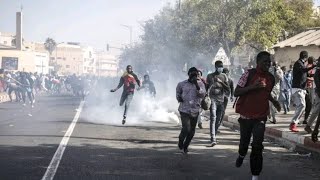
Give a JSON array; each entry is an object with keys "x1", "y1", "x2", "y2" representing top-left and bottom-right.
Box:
[{"x1": 82, "y1": 76, "x2": 181, "y2": 126}]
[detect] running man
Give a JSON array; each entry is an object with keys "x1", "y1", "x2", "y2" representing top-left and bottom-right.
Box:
[{"x1": 111, "y1": 65, "x2": 141, "y2": 125}]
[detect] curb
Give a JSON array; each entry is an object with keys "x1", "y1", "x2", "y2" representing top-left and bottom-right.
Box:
[{"x1": 223, "y1": 115, "x2": 320, "y2": 156}]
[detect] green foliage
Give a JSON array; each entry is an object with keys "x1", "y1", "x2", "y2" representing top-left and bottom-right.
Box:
[
  {"x1": 120, "y1": 0, "x2": 319, "y2": 72},
  {"x1": 44, "y1": 38, "x2": 57, "y2": 55}
]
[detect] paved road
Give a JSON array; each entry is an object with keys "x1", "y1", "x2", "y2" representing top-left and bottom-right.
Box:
[{"x1": 1, "y1": 95, "x2": 320, "y2": 180}]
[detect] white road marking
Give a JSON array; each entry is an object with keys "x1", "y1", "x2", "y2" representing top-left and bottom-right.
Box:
[{"x1": 41, "y1": 100, "x2": 85, "y2": 180}]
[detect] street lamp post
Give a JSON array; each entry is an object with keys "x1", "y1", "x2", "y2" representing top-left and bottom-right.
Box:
[{"x1": 120, "y1": 24, "x2": 133, "y2": 45}]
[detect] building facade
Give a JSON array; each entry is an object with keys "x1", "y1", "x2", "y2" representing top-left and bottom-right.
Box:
[
  {"x1": 0, "y1": 49, "x2": 49, "y2": 73},
  {"x1": 96, "y1": 51, "x2": 118, "y2": 77},
  {"x1": 273, "y1": 28, "x2": 320, "y2": 67},
  {"x1": 35, "y1": 42, "x2": 97, "y2": 76}
]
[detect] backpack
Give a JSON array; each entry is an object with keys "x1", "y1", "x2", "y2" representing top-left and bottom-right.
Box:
[
  {"x1": 232, "y1": 69, "x2": 257, "y2": 108},
  {"x1": 201, "y1": 84, "x2": 213, "y2": 110}
]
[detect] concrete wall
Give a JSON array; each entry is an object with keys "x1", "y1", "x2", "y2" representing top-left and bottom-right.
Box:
[
  {"x1": 274, "y1": 45, "x2": 320, "y2": 67},
  {"x1": 0, "y1": 49, "x2": 49, "y2": 73}
]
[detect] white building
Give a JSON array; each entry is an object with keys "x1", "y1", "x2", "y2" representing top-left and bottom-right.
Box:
[
  {"x1": 34, "y1": 52, "x2": 49, "y2": 74},
  {"x1": 96, "y1": 51, "x2": 118, "y2": 77},
  {"x1": 0, "y1": 32, "x2": 15, "y2": 47}
]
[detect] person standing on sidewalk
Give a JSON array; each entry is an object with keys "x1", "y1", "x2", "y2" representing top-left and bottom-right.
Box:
[
  {"x1": 303, "y1": 56, "x2": 316, "y2": 124},
  {"x1": 305, "y1": 57, "x2": 320, "y2": 134},
  {"x1": 289, "y1": 51, "x2": 317, "y2": 132},
  {"x1": 111, "y1": 65, "x2": 141, "y2": 125},
  {"x1": 269, "y1": 61, "x2": 283, "y2": 124},
  {"x1": 206, "y1": 61, "x2": 230, "y2": 146},
  {"x1": 176, "y1": 67, "x2": 206, "y2": 154},
  {"x1": 234, "y1": 51, "x2": 281, "y2": 180},
  {"x1": 280, "y1": 66, "x2": 291, "y2": 114}
]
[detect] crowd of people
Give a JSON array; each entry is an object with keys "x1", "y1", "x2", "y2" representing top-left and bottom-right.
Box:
[
  {"x1": 174, "y1": 50, "x2": 320, "y2": 180},
  {"x1": 0, "y1": 71, "x2": 97, "y2": 107},
  {"x1": 1, "y1": 50, "x2": 319, "y2": 180}
]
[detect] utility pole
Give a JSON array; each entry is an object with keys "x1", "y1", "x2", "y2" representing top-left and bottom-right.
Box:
[{"x1": 120, "y1": 24, "x2": 133, "y2": 45}]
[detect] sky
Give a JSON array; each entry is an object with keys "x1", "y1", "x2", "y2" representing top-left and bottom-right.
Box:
[
  {"x1": 0, "y1": 0, "x2": 319, "y2": 53},
  {"x1": 0, "y1": 0, "x2": 176, "y2": 52}
]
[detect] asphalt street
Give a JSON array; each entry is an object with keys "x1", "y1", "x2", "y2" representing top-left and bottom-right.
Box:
[{"x1": 0, "y1": 94, "x2": 320, "y2": 180}]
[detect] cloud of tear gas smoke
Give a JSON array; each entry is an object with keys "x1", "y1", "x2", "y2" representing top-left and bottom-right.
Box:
[{"x1": 82, "y1": 74, "x2": 185, "y2": 126}]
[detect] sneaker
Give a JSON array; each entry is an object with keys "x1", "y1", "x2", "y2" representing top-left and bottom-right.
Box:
[
  {"x1": 22, "y1": 103, "x2": 26, "y2": 106},
  {"x1": 302, "y1": 120, "x2": 308, "y2": 125},
  {"x1": 208, "y1": 141, "x2": 217, "y2": 147},
  {"x1": 305, "y1": 125, "x2": 312, "y2": 134},
  {"x1": 235, "y1": 155, "x2": 244, "y2": 168},
  {"x1": 269, "y1": 118, "x2": 276, "y2": 124},
  {"x1": 198, "y1": 123, "x2": 203, "y2": 129},
  {"x1": 289, "y1": 123, "x2": 299, "y2": 132}
]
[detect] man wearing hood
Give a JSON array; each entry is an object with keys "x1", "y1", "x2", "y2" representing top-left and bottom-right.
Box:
[
  {"x1": 111, "y1": 65, "x2": 141, "y2": 125},
  {"x1": 139, "y1": 74, "x2": 156, "y2": 97}
]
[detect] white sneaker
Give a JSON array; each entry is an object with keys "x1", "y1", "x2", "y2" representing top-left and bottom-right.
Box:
[
  {"x1": 22, "y1": 104, "x2": 26, "y2": 106},
  {"x1": 252, "y1": 175, "x2": 259, "y2": 180}
]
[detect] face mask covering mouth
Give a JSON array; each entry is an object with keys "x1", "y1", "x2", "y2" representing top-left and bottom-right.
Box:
[{"x1": 217, "y1": 67, "x2": 223, "y2": 73}]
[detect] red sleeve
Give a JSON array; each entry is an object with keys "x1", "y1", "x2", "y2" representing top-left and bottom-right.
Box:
[{"x1": 237, "y1": 70, "x2": 249, "y2": 88}]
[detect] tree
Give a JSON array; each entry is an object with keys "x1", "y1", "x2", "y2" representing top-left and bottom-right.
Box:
[
  {"x1": 44, "y1": 38, "x2": 57, "y2": 55},
  {"x1": 119, "y1": 0, "x2": 319, "y2": 73}
]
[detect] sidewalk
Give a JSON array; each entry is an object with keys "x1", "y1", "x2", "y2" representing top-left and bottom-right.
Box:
[{"x1": 223, "y1": 104, "x2": 320, "y2": 155}]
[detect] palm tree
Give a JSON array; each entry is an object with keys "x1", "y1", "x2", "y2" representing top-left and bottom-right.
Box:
[{"x1": 44, "y1": 38, "x2": 57, "y2": 55}]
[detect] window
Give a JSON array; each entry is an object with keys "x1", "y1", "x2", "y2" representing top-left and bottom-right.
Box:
[
  {"x1": 66, "y1": 65, "x2": 70, "y2": 68},
  {"x1": 50, "y1": 57, "x2": 55, "y2": 60},
  {"x1": 4, "y1": 41, "x2": 7, "y2": 44},
  {"x1": 63, "y1": 57, "x2": 66, "y2": 61}
]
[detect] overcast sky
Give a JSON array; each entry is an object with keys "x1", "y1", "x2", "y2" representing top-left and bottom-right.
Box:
[{"x1": 0, "y1": 0, "x2": 319, "y2": 53}]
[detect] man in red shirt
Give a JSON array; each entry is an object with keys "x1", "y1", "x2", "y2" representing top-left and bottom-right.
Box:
[
  {"x1": 234, "y1": 51, "x2": 281, "y2": 180},
  {"x1": 111, "y1": 65, "x2": 141, "y2": 125}
]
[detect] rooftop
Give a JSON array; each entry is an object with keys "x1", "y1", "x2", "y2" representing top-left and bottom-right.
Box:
[{"x1": 273, "y1": 28, "x2": 320, "y2": 48}]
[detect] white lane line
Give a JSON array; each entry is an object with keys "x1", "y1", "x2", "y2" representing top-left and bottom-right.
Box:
[{"x1": 42, "y1": 100, "x2": 85, "y2": 180}]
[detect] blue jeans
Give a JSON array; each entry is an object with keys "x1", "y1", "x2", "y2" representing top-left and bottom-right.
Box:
[
  {"x1": 120, "y1": 92, "x2": 134, "y2": 117},
  {"x1": 210, "y1": 99, "x2": 225, "y2": 142}
]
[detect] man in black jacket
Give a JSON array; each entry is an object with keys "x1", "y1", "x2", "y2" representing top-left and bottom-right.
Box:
[{"x1": 290, "y1": 51, "x2": 317, "y2": 132}]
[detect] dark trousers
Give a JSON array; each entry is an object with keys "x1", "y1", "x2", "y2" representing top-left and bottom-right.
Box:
[
  {"x1": 119, "y1": 92, "x2": 134, "y2": 117},
  {"x1": 305, "y1": 88, "x2": 313, "y2": 121},
  {"x1": 179, "y1": 112, "x2": 198, "y2": 150},
  {"x1": 238, "y1": 118, "x2": 266, "y2": 176}
]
